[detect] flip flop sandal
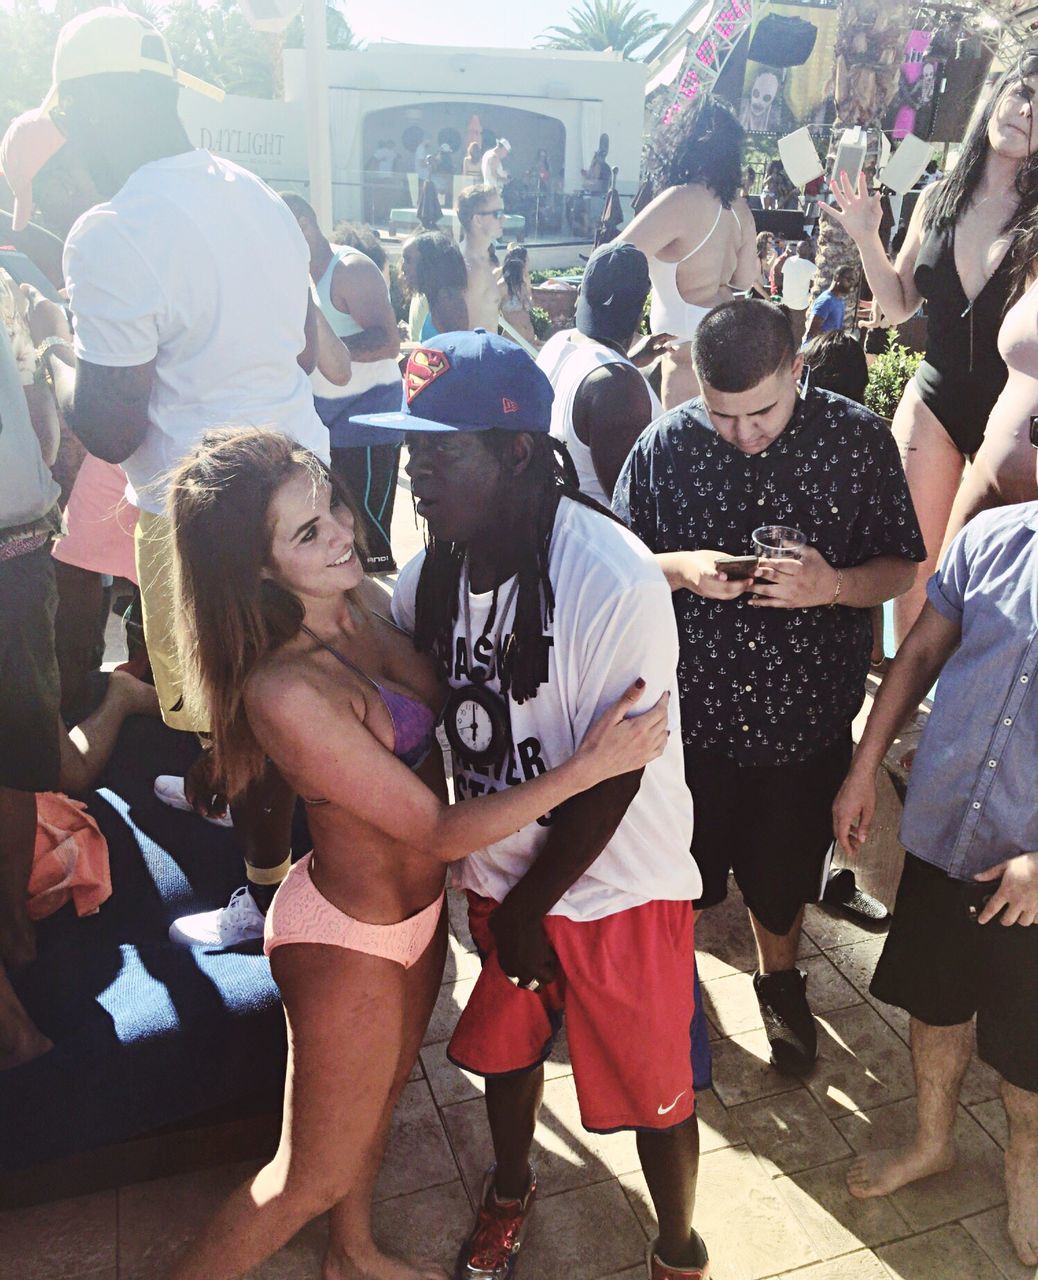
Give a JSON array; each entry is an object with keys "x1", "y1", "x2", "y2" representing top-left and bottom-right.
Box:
[
  {"x1": 154, "y1": 775, "x2": 234, "y2": 829},
  {"x1": 823, "y1": 868, "x2": 890, "y2": 925},
  {"x1": 646, "y1": 1233, "x2": 710, "y2": 1279}
]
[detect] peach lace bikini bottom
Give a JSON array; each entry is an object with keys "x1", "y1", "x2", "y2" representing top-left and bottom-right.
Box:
[{"x1": 263, "y1": 853, "x2": 444, "y2": 969}]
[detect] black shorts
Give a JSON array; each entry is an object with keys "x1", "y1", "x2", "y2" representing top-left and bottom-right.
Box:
[
  {"x1": 684, "y1": 736, "x2": 852, "y2": 937},
  {"x1": 0, "y1": 545, "x2": 60, "y2": 792},
  {"x1": 329, "y1": 444, "x2": 400, "y2": 574},
  {"x1": 871, "y1": 853, "x2": 1038, "y2": 1094}
]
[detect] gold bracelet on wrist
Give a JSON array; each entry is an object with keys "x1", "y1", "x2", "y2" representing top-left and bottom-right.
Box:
[
  {"x1": 34, "y1": 335, "x2": 73, "y2": 363},
  {"x1": 829, "y1": 568, "x2": 844, "y2": 607}
]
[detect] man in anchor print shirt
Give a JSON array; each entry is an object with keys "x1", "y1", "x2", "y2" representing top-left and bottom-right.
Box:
[{"x1": 614, "y1": 299, "x2": 925, "y2": 1079}]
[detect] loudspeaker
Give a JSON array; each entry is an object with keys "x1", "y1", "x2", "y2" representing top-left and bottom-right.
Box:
[
  {"x1": 928, "y1": 40, "x2": 994, "y2": 143},
  {"x1": 778, "y1": 128, "x2": 823, "y2": 187},
  {"x1": 832, "y1": 127, "x2": 868, "y2": 191},
  {"x1": 751, "y1": 209, "x2": 807, "y2": 239},
  {"x1": 879, "y1": 134, "x2": 934, "y2": 195},
  {"x1": 747, "y1": 14, "x2": 818, "y2": 68}
]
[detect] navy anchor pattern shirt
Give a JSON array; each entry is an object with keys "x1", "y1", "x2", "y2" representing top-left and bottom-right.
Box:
[{"x1": 614, "y1": 387, "x2": 926, "y2": 765}]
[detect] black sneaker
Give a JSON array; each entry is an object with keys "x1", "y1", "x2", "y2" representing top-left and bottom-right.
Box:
[{"x1": 753, "y1": 968, "x2": 817, "y2": 1076}]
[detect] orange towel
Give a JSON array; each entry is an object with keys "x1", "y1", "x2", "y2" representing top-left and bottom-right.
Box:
[{"x1": 28, "y1": 792, "x2": 112, "y2": 922}]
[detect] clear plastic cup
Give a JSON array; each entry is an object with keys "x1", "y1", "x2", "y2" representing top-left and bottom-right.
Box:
[{"x1": 752, "y1": 525, "x2": 807, "y2": 560}]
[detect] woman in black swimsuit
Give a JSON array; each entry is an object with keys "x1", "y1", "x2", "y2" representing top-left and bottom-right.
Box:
[{"x1": 822, "y1": 53, "x2": 1038, "y2": 642}]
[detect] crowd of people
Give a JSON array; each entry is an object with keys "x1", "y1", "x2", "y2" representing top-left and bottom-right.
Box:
[{"x1": 2, "y1": 7, "x2": 1038, "y2": 1280}]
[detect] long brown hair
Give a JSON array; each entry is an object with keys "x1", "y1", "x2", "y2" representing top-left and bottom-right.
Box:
[{"x1": 168, "y1": 427, "x2": 361, "y2": 799}]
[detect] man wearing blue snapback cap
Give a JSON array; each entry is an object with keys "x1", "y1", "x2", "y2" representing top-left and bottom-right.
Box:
[{"x1": 357, "y1": 330, "x2": 711, "y2": 1280}]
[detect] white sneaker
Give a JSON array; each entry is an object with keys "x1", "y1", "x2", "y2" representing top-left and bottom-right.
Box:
[
  {"x1": 168, "y1": 886, "x2": 267, "y2": 948},
  {"x1": 154, "y1": 774, "x2": 233, "y2": 829}
]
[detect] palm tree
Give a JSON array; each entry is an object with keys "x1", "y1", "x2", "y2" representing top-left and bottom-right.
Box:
[
  {"x1": 284, "y1": 0, "x2": 360, "y2": 53},
  {"x1": 539, "y1": 0, "x2": 666, "y2": 60},
  {"x1": 814, "y1": 0, "x2": 914, "y2": 317}
]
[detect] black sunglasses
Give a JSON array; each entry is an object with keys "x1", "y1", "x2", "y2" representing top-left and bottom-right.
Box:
[{"x1": 1030, "y1": 416, "x2": 1038, "y2": 449}]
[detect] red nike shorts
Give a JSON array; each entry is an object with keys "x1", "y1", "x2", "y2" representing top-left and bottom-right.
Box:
[{"x1": 448, "y1": 893, "x2": 696, "y2": 1133}]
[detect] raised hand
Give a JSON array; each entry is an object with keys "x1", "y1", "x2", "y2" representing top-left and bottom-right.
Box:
[
  {"x1": 819, "y1": 170, "x2": 884, "y2": 246},
  {"x1": 627, "y1": 331, "x2": 678, "y2": 368}
]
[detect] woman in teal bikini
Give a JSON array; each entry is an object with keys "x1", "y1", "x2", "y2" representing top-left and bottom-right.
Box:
[{"x1": 165, "y1": 426, "x2": 668, "y2": 1280}]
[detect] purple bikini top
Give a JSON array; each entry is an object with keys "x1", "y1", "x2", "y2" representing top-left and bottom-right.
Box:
[
  {"x1": 300, "y1": 622, "x2": 437, "y2": 778},
  {"x1": 377, "y1": 684, "x2": 438, "y2": 769}
]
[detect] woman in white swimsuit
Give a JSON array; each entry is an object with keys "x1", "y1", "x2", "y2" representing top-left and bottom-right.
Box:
[{"x1": 621, "y1": 95, "x2": 758, "y2": 407}]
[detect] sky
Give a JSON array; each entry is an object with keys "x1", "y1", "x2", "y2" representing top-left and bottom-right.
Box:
[{"x1": 347, "y1": 0, "x2": 694, "y2": 52}]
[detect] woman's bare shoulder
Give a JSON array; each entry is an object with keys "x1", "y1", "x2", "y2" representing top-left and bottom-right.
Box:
[{"x1": 243, "y1": 645, "x2": 317, "y2": 720}]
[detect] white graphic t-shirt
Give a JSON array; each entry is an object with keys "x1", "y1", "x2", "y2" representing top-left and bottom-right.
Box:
[{"x1": 392, "y1": 496, "x2": 699, "y2": 921}]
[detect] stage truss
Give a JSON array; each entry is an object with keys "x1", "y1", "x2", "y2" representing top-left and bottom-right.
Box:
[{"x1": 653, "y1": 0, "x2": 757, "y2": 127}]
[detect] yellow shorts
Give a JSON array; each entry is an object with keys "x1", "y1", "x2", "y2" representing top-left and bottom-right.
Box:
[{"x1": 134, "y1": 509, "x2": 209, "y2": 734}]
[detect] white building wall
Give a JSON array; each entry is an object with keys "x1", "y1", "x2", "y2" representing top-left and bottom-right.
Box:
[
  {"x1": 284, "y1": 44, "x2": 647, "y2": 223},
  {"x1": 175, "y1": 47, "x2": 647, "y2": 226}
]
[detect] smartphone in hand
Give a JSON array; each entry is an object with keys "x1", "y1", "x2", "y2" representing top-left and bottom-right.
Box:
[{"x1": 714, "y1": 555, "x2": 759, "y2": 580}]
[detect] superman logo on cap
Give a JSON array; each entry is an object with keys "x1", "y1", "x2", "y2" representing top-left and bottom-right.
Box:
[{"x1": 406, "y1": 347, "x2": 451, "y2": 403}]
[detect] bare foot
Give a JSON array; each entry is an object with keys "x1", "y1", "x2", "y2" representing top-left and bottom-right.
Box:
[
  {"x1": 846, "y1": 1142, "x2": 956, "y2": 1199},
  {"x1": 1006, "y1": 1145, "x2": 1038, "y2": 1266},
  {"x1": 323, "y1": 1246, "x2": 448, "y2": 1280}
]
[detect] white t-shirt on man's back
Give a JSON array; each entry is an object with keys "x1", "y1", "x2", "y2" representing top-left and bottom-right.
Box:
[
  {"x1": 392, "y1": 496, "x2": 699, "y2": 922},
  {"x1": 780, "y1": 256, "x2": 815, "y2": 311},
  {"x1": 64, "y1": 149, "x2": 328, "y2": 514}
]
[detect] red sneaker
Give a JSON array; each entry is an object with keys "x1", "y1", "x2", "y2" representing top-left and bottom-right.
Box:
[
  {"x1": 646, "y1": 1234, "x2": 711, "y2": 1279},
  {"x1": 454, "y1": 1166, "x2": 536, "y2": 1279}
]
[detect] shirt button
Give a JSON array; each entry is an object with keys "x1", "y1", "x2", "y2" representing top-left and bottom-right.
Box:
[
  {"x1": 745, "y1": 685, "x2": 753, "y2": 692},
  {"x1": 988, "y1": 760, "x2": 997, "y2": 768},
  {"x1": 748, "y1": 641, "x2": 757, "y2": 650},
  {"x1": 831, "y1": 506, "x2": 839, "y2": 514},
  {"x1": 972, "y1": 802, "x2": 981, "y2": 809},
  {"x1": 742, "y1": 724, "x2": 750, "y2": 731},
  {"x1": 1022, "y1": 675, "x2": 1030, "y2": 683},
  {"x1": 1004, "y1": 717, "x2": 1013, "y2": 726},
  {"x1": 760, "y1": 450, "x2": 768, "y2": 457},
  {"x1": 757, "y1": 497, "x2": 766, "y2": 506}
]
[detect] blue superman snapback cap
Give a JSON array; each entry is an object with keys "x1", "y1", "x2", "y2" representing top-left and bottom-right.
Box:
[{"x1": 351, "y1": 329, "x2": 554, "y2": 434}]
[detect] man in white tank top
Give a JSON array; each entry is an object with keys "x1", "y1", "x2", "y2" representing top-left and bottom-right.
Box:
[
  {"x1": 536, "y1": 243, "x2": 666, "y2": 507},
  {"x1": 283, "y1": 194, "x2": 403, "y2": 571}
]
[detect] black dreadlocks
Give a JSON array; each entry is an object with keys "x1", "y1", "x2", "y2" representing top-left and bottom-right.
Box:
[{"x1": 412, "y1": 434, "x2": 621, "y2": 703}]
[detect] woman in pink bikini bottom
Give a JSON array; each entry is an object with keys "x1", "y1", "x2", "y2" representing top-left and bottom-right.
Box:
[{"x1": 164, "y1": 427, "x2": 669, "y2": 1280}]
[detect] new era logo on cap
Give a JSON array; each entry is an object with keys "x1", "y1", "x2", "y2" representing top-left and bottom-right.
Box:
[{"x1": 502, "y1": 398, "x2": 519, "y2": 413}]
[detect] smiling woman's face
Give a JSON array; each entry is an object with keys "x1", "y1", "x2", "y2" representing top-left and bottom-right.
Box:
[
  {"x1": 266, "y1": 469, "x2": 364, "y2": 601},
  {"x1": 989, "y1": 73, "x2": 1038, "y2": 160}
]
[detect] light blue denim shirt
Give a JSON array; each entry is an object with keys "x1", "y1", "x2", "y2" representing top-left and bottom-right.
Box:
[{"x1": 900, "y1": 502, "x2": 1038, "y2": 881}]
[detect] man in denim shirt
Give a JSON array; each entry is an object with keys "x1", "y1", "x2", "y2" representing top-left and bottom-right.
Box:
[{"x1": 835, "y1": 480, "x2": 1038, "y2": 1267}]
